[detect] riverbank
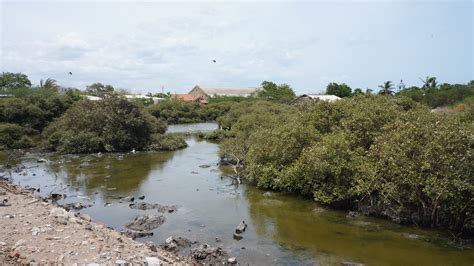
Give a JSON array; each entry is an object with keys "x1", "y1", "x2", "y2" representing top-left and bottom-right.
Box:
[{"x1": 0, "y1": 180, "x2": 190, "y2": 264}]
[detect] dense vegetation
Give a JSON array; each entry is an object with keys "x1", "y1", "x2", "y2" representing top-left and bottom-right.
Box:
[
  {"x1": 0, "y1": 72, "x2": 184, "y2": 153},
  {"x1": 1, "y1": 71, "x2": 473, "y2": 236},
  {"x1": 146, "y1": 98, "x2": 233, "y2": 124},
  {"x1": 44, "y1": 96, "x2": 168, "y2": 153},
  {"x1": 325, "y1": 77, "x2": 474, "y2": 108},
  {"x1": 219, "y1": 96, "x2": 473, "y2": 236}
]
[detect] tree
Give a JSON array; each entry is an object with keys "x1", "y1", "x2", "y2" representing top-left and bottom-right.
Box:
[
  {"x1": 378, "y1": 81, "x2": 394, "y2": 95},
  {"x1": 420, "y1": 76, "x2": 439, "y2": 90},
  {"x1": 258, "y1": 81, "x2": 296, "y2": 103},
  {"x1": 325, "y1": 83, "x2": 352, "y2": 98},
  {"x1": 85, "y1": 82, "x2": 115, "y2": 97},
  {"x1": 0, "y1": 72, "x2": 32, "y2": 92},
  {"x1": 44, "y1": 96, "x2": 160, "y2": 153},
  {"x1": 40, "y1": 78, "x2": 60, "y2": 90},
  {"x1": 353, "y1": 88, "x2": 364, "y2": 96}
]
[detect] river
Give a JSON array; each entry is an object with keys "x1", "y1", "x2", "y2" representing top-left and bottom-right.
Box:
[{"x1": 1, "y1": 123, "x2": 473, "y2": 265}]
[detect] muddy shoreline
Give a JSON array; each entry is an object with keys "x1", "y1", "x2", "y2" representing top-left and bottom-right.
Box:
[{"x1": 0, "y1": 179, "x2": 192, "y2": 264}]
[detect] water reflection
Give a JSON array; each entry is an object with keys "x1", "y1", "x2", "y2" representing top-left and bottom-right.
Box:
[
  {"x1": 46, "y1": 151, "x2": 178, "y2": 199},
  {"x1": 246, "y1": 186, "x2": 474, "y2": 265},
  {"x1": 1, "y1": 124, "x2": 473, "y2": 266}
]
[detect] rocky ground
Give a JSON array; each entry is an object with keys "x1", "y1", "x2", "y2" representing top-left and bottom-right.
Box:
[{"x1": 0, "y1": 180, "x2": 192, "y2": 265}]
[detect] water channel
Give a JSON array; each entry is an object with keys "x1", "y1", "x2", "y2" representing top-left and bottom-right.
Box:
[{"x1": 1, "y1": 123, "x2": 472, "y2": 265}]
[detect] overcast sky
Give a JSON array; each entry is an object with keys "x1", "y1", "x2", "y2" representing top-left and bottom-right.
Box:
[{"x1": 1, "y1": 1, "x2": 472, "y2": 94}]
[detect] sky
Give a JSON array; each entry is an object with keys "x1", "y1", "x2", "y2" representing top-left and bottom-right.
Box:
[{"x1": 0, "y1": 0, "x2": 472, "y2": 94}]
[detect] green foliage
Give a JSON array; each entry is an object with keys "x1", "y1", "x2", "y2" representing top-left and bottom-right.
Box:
[
  {"x1": 44, "y1": 96, "x2": 160, "y2": 153},
  {"x1": 326, "y1": 82, "x2": 352, "y2": 98},
  {"x1": 147, "y1": 98, "x2": 237, "y2": 124},
  {"x1": 0, "y1": 123, "x2": 33, "y2": 150},
  {"x1": 378, "y1": 81, "x2": 395, "y2": 95},
  {"x1": 220, "y1": 95, "x2": 473, "y2": 235},
  {"x1": 85, "y1": 82, "x2": 115, "y2": 97},
  {"x1": 258, "y1": 81, "x2": 296, "y2": 103},
  {"x1": 0, "y1": 94, "x2": 75, "y2": 131},
  {"x1": 197, "y1": 129, "x2": 232, "y2": 141},
  {"x1": 398, "y1": 80, "x2": 474, "y2": 108},
  {"x1": 367, "y1": 111, "x2": 473, "y2": 232},
  {"x1": 39, "y1": 78, "x2": 60, "y2": 90},
  {"x1": 0, "y1": 72, "x2": 32, "y2": 93},
  {"x1": 147, "y1": 134, "x2": 188, "y2": 151}
]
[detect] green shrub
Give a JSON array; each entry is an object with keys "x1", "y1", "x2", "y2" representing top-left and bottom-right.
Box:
[
  {"x1": 220, "y1": 95, "x2": 473, "y2": 235},
  {"x1": 44, "y1": 96, "x2": 160, "y2": 153},
  {"x1": 0, "y1": 123, "x2": 32, "y2": 149},
  {"x1": 147, "y1": 134, "x2": 187, "y2": 151},
  {"x1": 198, "y1": 129, "x2": 232, "y2": 141},
  {"x1": 366, "y1": 111, "x2": 473, "y2": 233}
]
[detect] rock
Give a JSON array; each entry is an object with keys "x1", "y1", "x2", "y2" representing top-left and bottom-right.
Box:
[
  {"x1": 115, "y1": 259, "x2": 128, "y2": 264},
  {"x1": 81, "y1": 214, "x2": 92, "y2": 222},
  {"x1": 50, "y1": 207, "x2": 68, "y2": 218},
  {"x1": 235, "y1": 220, "x2": 247, "y2": 234},
  {"x1": 61, "y1": 202, "x2": 92, "y2": 211},
  {"x1": 263, "y1": 191, "x2": 273, "y2": 197},
  {"x1": 145, "y1": 257, "x2": 163, "y2": 266},
  {"x1": 233, "y1": 233, "x2": 243, "y2": 240},
  {"x1": 13, "y1": 239, "x2": 26, "y2": 250},
  {"x1": 160, "y1": 236, "x2": 195, "y2": 252},
  {"x1": 129, "y1": 202, "x2": 177, "y2": 213},
  {"x1": 122, "y1": 230, "x2": 154, "y2": 240},
  {"x1": 31, "y1": 227, "x2": 40, "y2": 236},
  {"x1": 125, "y1": 215, "x2": 166, "y2": 231},
  {"x1": 228, "y1": 257, "x2": 237, "y2": 264},
  {"x1": 191, "y1": 244, "x2": 229, "y2": 264},
  {"x1": 0, "y1": 242, "x2": 6, "y2": 246},
  {"x1": 48, "y1": 193, "x2": 66, "y2": 201},
  {"x1": 199, "y1": 165, "x2": 211, "y2": 168},
  {"x1": 146, "y1": 242, "x2": 158, "y2": 252},
  {"x1": 37, "y1": 158, "x2": 47, "y2": 163}
]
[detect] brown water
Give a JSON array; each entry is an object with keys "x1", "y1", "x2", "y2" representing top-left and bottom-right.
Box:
[{"x1": 1, "y1": 123, "x2": 473, "y2": 265}]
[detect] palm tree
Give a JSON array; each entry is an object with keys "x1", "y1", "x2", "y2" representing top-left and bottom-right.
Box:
[
  {"x1": 378, "y1": 81, "x2": 394, "y2": 95},
  {"x1": 39, "y1": 78, "x2": 59, "y2": 90},
  {"x1": 420, "y1": 76, "x2": 438, "y2": 90}
]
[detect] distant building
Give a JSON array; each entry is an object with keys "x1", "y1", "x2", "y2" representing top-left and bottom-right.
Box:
[
  {"x1": 124, "y1": 94, "x2": 165, "y2": 104},
  {"x1": 289, "y1": 94, "x2": 341, "y2": 105},
  {"x1": 83, "y1": 94, "x2": 165, "y2": 104},
  {"x1": 188, "y1": 85, "x2": 259, "y2": 101},
  {"x1": 83, "y1": 95, "x2": 102, "y2": 101},
  {"x1": 173, "y1": 94, "x2": 208, "y2": 104}
]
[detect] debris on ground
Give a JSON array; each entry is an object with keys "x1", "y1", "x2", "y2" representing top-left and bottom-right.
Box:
[
  {"x1": 125, "y1": 215, "x2": 166, "y2": 231},
  {"x1": 0, "y1": 180, "x2": 189, "y2": 264}
]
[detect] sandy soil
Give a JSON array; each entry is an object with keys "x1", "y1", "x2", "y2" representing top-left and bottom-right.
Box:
[{"x1": 0, "y1": 180, "x2": 193, "y2": 265}]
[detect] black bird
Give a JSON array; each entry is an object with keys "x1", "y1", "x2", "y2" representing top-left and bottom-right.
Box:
[
  {"x1": 138, "y1": 195, "x2": 145, "y2": 200},
  {"x1": 130, "y1": 197, "x2": 135, "y2": 202},
  {"x1": 212, "y1": 60, "x2": 216, "y2": 63},
  {"x1": 68, "y1": 72, "x2": 72, "y2": 75}
]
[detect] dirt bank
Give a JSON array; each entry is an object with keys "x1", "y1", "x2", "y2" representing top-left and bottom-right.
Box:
[{"x1": 0, "y1": 180, "x2": 192, "y2": 264}]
